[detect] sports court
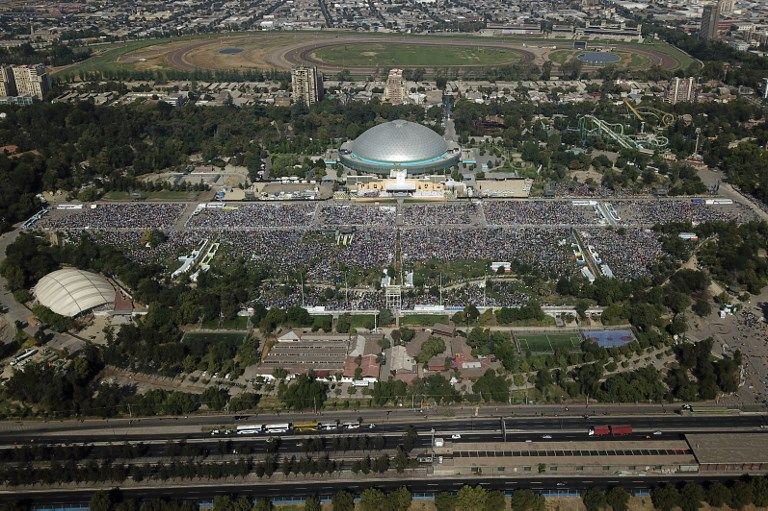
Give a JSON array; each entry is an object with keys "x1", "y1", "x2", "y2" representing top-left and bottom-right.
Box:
[{"x1": 514, "y1": 331, "x2": 582, "y2": 353}]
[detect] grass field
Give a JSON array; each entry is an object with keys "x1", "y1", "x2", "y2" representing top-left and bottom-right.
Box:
[
  {"x1": 401, "y1": 314, "x2": 451, "y2": 326},
  {"x1": 199, "y1": 316, "x2": 250, "y2": 330},
  {"x1": 312, "y1": 42, "x2": 523, "y2": 67},
  {"x1": 182, "y1": 330, "x2": 247, "y2": 345},
  {"x1": 515, "y1": 331, "x2": 581, "y2": 353},
  {"x1": 58, "y1": 31, "x2": 693, "y2": 78}
]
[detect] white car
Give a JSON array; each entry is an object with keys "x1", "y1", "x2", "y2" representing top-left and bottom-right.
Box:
[
  {"x1": 451, "y1": 434, "x2": 462, "y2": 440},
  {"x1": 653, "y1": 430, "x2": 663, "y2": 435},
  {"x1": 542, "y1": 434, "x2": 553, "y2": 439},
  {"x1": 525, "y1": 439, "x2": 533, "y2": 443}
]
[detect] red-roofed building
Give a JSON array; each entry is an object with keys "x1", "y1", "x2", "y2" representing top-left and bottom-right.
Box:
[{"x1": 343, "y1": 354, "x2": 380, "y2": 381}]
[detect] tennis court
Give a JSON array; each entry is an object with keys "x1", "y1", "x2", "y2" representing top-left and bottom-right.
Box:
[{"x1": 514, "y1": 332, "x2": 582, "y2": 353}]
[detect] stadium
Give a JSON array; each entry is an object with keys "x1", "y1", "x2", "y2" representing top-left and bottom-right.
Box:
[{"x1": 339, "y1": 120, "x2": 460, "y2": 175}]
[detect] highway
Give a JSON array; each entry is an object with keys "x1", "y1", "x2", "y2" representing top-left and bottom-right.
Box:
[
  {"x1": 2, "y1": 412, "x2": 765, "y2": 443},
  {"x1": 0, "y1": 474, "x2": 746, "y2": 505},
  {"x1": 1, "y1": 412, "x2": 766, "y2": 504}
]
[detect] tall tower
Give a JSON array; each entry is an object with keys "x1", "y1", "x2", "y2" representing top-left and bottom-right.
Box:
[
  {"x1": 700, "y1": 1, "x2": 721, "y2": 41},
  {"x1": 383, "y1": 68, "x2": 405, "y2": 105},
  {"x1": 290, "y1": 66, "x2": 322, "y2": 105}
]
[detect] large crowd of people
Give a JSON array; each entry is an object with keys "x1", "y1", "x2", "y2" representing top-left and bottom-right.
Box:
[
  {"x1": 613, "y1": 200, "x2": 754, "y2": 225},
  {"x1": 318, "y1": 204, "x2": 395, "y2": 226},
  {"x1": 483, "y1": 200, "x2": 599, "y2": 225},
  {"x1": 401, "y1": 203, "x2": 479, "y2": 226},
  {"x1": 187, "y1": 203, "x2": 316, "y2": 228},
  {"x1": 400, "y1": 227, "x2": 574, "y2": 275},
  {"x1": 218, "y1": 228, "x2": 396, "y2": 283},
  {"x1": 579, "y1": 228, "x2": 663, "y2": 279},
  {"x1": 37, "y1": 203, "x2": 185, "y2": 230}
]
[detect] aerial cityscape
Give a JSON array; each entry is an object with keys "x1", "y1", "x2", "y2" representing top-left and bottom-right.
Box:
[{"x1": 0, "y1": 0, "x2": 767, "y2": 509}]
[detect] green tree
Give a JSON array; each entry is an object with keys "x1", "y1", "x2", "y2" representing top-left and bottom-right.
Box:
[
  {"x1": 606, "y1": 487, "x2": 630, "y2": 511},
  {"x1": 389, "y1": 487, "x2": 413, "y2": 511},
  {"x1": 332, "y1": 490, "x2": 355, "y2": 511},
  {"x1": 359, "y1": 488, "x2": 387, "y2": 511},
  {"x1": 484, "y1": 490, "x2": 506, "y2": 511},
  {"x1": 582, "y1": 489, "x2": 607, "y2": 511},
  {"x1": 706, "y1": 482, "x2": 731, "y2": 507},
  {"x1": 201, "y1": 387, "x2": 229, "y2": 411},
  {"x1": 435, "y1": 492, "x2": 457, "y2": 511},
  {"x1": 510, "y1": 489, "x2": 545, "y2": 511},
  {"x1": 278, "y1": 373, "x2": 328, "y2": 410},
  {"x1": 456, "y1": 485, "x2": 488, "y2": 511},
  {"x1": 652, "y1": 485, "x2": 680, "y2": 511},
  {"x1": 304, "y1": 495, "x2": 321, "y2": 511},
  {"x1": 680, "y1": 482, "x2": 705, "y2": 511}
]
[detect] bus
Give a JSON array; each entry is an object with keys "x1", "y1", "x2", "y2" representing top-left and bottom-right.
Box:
[
  {"x1": 236, "y1": 424, "x2": 264, "y2": 435},
  {"x1": 319, "y1": 421, "x2": 339, "y2": 431},
  {"x1": 293, "y1": 421, "x2": 319, "y2": 433},
  {"x1": 264, "y1": 423, "x2": 291, "y2": 434}
]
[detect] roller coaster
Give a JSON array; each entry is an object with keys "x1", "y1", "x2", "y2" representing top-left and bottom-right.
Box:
[{"x1": 578, "y1": 114, "x2": 669, "y2": 153}]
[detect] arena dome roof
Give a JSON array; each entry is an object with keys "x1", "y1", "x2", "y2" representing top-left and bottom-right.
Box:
[
  {"x1": 33, "y1": 268, "x2": 115, "y2": 317},
  {"x1": 340, "y1": 120, "x2": 460, "y2": 175}
]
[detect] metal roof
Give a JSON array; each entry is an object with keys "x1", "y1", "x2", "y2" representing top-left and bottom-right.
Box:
[
  {"x1": 349, "y1": 120, "x2": 449, "y2": 163},
  {"x1": 33, "y1": 268, "x2": 115, "y2": 317}
]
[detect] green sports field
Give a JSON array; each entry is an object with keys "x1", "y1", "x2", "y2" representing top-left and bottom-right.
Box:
[
  {"x1": 514, "y1": 331, "x2": 582, "y2": 353},
  {"x1": 311, "y1": 42, "x2": 523, "y2": 67},
  {"x1": 182, "y1": 331, "x2": 248, "y2": 345}
]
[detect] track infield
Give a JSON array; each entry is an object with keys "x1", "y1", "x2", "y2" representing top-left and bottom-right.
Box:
[{"x1": 56, "y1": 32, "x2": 694, "y2": 78}]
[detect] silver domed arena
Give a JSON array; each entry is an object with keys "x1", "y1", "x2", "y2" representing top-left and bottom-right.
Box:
[{"x1": 339, "y1": 120, "x2": 460, "y2": 175}]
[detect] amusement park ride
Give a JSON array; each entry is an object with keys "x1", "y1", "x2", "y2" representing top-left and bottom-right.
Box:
[{"x1": 577, "y1": 100, "x2": 675, "y2": 154}]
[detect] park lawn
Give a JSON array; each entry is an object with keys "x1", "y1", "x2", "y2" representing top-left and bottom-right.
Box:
[
  {"x1": 401, "y1": 314, "x2": 451, "y2": 327},
  {"x1": 349, "y1": 314, "x2": 376, "y2": 330},
  {"x1": 312, "y1": 42, "x2": 522, "y2": 67}
]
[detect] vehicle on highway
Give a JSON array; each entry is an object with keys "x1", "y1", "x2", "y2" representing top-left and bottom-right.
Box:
[
  {"x1": 542, "y1": 434, "x2": 552, "y2": 439},
  {"x1": 265, "y1": 423, "x2": 291, "y2": 434},
  {"x1": 319, "y1": 421, "x2": 339, "y2": 431},
  {"x1": 368, "y1": 424, "x2": 376, "y2": 429},
  {"x1": 236, "y1": 424, "x2": 264, "y2": 435},
  {"x1": 589, "y1": 424, "x2": 632, "y2": 437},
  {"x1": 451, "y1": 434, "x2": 462, "y2": 439},
  {"x1": 525, "y1": 439, "x2": 532, "y2": 443},
  {"x1": 211, "y1": 429, "x2": 220, "y2": 436},
  {"x1": 434, "y1": 438, "x2": 445, "y2": 447},
  {"x1": 653, "y1": 430, "x2": 662, "y2": 435},
  {"x1": 293, "y1": 421, "x2": 319, "y2": 433},
  {"x1": 342, "y1": 421, "x2": 360, "y2": 430}
]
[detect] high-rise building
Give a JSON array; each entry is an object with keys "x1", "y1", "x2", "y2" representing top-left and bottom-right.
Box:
[
  {"x1": 665, "y1": 77, "x2": 697, "y2": 104},
  {"x1": 384, "y1": 68, "x2": 405, "y2": 105},
  {"x1": 291, "y1": 66, "x2": 322, "y2": 105},
  {"x1": 719, "y1": 0, "x2": 735, "y2": 16},
  {"x1": 700, "y1": 1, "x2": 721, "y2": 41},
  {"x1": 11, "y1": 64, "x2": 50, "y2": 100},
  {"x1": 0, "y1": 65, "x2": 16, "y2": 97}
]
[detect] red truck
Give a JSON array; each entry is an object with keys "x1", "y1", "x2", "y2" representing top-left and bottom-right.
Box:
[{"x1": 588, "y1": 424, "x2": 633, "y2": 436}]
